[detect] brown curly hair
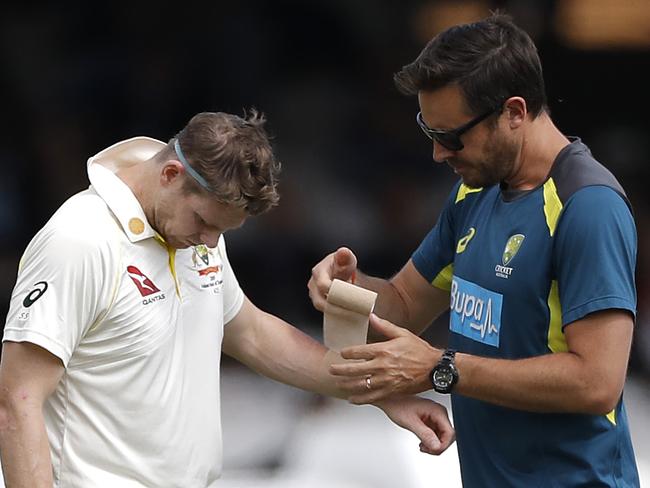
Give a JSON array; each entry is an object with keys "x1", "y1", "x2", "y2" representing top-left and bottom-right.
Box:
[{"x1": 157, "y1": 110, "x2": 281, "y2": 216}]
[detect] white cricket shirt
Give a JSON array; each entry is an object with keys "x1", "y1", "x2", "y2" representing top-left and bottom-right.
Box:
[{"x1": 3, "y1": 137, "x2": 245, "y2": 487}]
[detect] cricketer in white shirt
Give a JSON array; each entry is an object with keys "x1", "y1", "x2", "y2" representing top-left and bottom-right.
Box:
[
  {"x1": 0, "y1": 127, "x2": 455, "y2": 487},
  {"x1": 4, "y1": 138, "x2": 246, "y2": 486}
]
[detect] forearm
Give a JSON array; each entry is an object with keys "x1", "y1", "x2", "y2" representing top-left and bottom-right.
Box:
[
  {"x1": 353, "y1": 271, "x2": 410, "y2": 327},
  {"x1": 456, "y1": 351, "x2": 619, "y2": 414},
  {"x1": 225, "y1": 309, "x2": 348, "y2": 399},
  {"x1": 0, "y1": 404, "x2": 54, "y2": 487}
]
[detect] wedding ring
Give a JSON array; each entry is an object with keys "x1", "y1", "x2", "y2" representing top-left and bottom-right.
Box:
[{"x1": 365, "y1": 376, "x2": 372, "y2": 390}]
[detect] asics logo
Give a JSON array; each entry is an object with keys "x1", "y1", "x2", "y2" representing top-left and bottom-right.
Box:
[
  {"x1": 456, "y1": 227, "x2": 476, "y2": 254},
  {"x1": 22, "y1": 281, "x2": 49, "y2": 308}
]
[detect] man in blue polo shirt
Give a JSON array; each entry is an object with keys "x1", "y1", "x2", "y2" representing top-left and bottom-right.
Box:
[{"x1": 308, "y1": 12, "x2": 639, "y2": 487}]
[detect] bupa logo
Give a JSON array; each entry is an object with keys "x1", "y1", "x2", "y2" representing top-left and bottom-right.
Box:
[
  {"x1": 450, "y1": 276, "x2": 503, "y2": 347},
  {"x1": 495, "y1": 234, "x2": 525, "y2": 279},
  {"x1": 126, "y1": 266, "x2": 160, "y2": 297}
]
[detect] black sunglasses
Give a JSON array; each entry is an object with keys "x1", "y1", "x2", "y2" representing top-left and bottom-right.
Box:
[{"x1": 416, "y1": 105, "x2": 501, "y2": 151}]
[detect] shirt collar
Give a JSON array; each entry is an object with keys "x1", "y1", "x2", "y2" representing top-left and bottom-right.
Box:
[{"x1": 87, "y1": 136, "x2": 165, "y2": 243}]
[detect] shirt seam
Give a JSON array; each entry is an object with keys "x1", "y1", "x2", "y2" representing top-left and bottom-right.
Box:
[
  {"x1": 52, "y1": 373, "x2": 71, "y2": 487},
  {"x1": 562, "y1": 296, "x2": 635, "y2": 327},
  {"x1": 2, "y1": 328, "x2": 70, "y2": 363},
  {"x1": 87, "y1": 234, "x2": 122, "y2": 334}
]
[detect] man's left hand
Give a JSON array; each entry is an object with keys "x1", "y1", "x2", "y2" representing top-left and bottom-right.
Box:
[
  {"x1": 330, "y1": 313, "x2": 441, "y2": 404},
  {"x1": 375, "y1": 396, "x2": 455, "y2": 455}
]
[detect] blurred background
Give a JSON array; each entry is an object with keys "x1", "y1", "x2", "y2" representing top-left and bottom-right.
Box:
[{"x1": 1, "y1": 0, "x2": 648, "y2": 486}]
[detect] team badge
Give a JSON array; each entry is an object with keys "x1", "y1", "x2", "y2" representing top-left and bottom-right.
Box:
[
  {"x1": 495, "y1": 234, "x2": 525, "y2": 279},
  {"x1": 192, "y1": 245, "x2": 223, "y2": 291},
  {"x1": 502, "y1": 234, "x2": 525, "y2": 266},
  {"x1": 192, "y1": 244, "x2": 212, "y2": 267}
]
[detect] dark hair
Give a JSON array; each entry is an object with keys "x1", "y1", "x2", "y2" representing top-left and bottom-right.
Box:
[
  {"x1": 394, "y1": 13, "x2": 547, "y2": 117},
  {"x1": 157, "y1": 110, "x2": 281, "y2": 216}
]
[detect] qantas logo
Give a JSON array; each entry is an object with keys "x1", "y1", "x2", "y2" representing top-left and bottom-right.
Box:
[{"x1": 126, "y1": 266, "x2": 161, "y2": 297}]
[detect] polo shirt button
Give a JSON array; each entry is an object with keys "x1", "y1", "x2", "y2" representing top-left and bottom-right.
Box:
[{"x1": 129, "y1": 218, "x2": 145, "y2": 235}]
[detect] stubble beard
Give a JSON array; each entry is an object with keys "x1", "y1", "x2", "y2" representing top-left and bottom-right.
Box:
[{"x1": 460, "y1": 132, "x2": 518, "y2": 188}]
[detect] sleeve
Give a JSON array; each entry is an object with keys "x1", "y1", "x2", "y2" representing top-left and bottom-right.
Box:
[
  {"x1": 218, "y1": 236, "x2": 245, "y2": 324},
  {"x1": 553, "y1": 185, "x2": 636, "y2": 327},
  {"x1": 3, "y1": 224, "x2": 117, "y2": 366},
  {"x1": 411, "y1": 183, "x2": 460, "y2": 291}
]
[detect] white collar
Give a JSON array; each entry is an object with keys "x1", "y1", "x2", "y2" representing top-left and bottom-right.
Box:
[{"x1": 87, "y1": 137, "x2": 165, "y2": 243}]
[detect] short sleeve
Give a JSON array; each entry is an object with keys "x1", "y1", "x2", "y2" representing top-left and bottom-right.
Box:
[
  {"x1": 3, "y1": 225, "x2": 117, "y2": 366},
  {"x1": 553, "y1": 186, "x2": 636, "y2": 327},
  {"x1": 218, "y1": 236, "x2": 245, "y2": 324},
  {"x1": 411, "y1": 184, "x2": 460, "y2": 290}
]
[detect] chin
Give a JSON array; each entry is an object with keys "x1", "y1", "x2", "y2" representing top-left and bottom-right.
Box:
[
  {"x1": 460, "y1": 175, "x2": 484, "y2": 188},
  {"x1": 462, "y1": 173, "x2": 500, "y2": 189},
  {"x1": 165, "y1": 238, "x2": 189, "y2": 249}
]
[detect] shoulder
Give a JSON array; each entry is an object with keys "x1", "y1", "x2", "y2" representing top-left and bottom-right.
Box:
[
  {"x1": 22, "y1": 189, "x2": 120, "y2": 268},
  {"x1": 451, "y1": 181, "x2": 491, "y2": 205},
  {"x1": 439, "y1": 181, "x2": 496, "y2": 220},
  {"x1": 53, "y1": 188, "x2": 118, "y2": 233},
  {"x1": 549, "y1": 140, "x2": 629, "y2": 209},
  {"x1": 557, "y1": 185, "x2": 635, "y2": 240}
]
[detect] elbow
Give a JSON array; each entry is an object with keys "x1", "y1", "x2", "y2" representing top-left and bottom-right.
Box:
[
  {"x1": 578, "y1": 383, "x2": 623, "y2": 415},
  {"x1": 0, "y1": 388, "x2": 42, "y2": 433},
  {"x1": 0, "y1": 394, "x2": 14, "y2": 433},
  {"x1": 585, "y1": 394, "x2": 621, "y2": 416}
]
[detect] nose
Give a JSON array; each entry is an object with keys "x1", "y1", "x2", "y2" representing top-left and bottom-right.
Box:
[
  {"x1": 432, "y1": 139, "x2": 455, "y2": 164},
  {"x1": 200, "y1": 232, "x2": 221, "y2": 248}
]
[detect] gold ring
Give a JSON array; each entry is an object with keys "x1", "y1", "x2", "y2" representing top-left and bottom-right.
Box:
[{"x1": 365, "y1": 376, "x2": 372, "y2": 390}]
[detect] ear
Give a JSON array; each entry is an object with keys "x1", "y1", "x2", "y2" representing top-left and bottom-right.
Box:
[
  {"x1": 160, "y1": 160, "x2": 185, "y2": 188},
  {"x1": 503, "y1": 96, "x2": 527, "y2": 129}
]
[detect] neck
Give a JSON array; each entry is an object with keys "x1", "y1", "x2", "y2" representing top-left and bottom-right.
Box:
[
  {"x1": 116, "y1": 162, "x2": 156, "y2": 223},
  {"x1": 504, "y1": 113, "x2": 570, "y2": 191}
]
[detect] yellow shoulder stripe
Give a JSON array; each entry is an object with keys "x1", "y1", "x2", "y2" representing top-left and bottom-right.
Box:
[
  {"x1": 432, "y1": 263, "x2": 453, "y2": 291},
  {"x1": 547, "y1": 280, "x2": 567, "y2": 353},
  {"x1": 543, "y1": 178, "x2": 563, "y2": 236},
  {"x1": 455, "y1": 184, "x2": 483, "y2": 203}
]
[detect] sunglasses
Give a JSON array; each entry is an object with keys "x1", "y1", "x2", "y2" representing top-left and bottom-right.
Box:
[{"x1": 416, "y1": 105, "x2": 501, "y2": 151}]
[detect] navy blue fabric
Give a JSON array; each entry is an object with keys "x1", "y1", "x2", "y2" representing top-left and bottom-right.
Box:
[{"x1": 411, "y1": 141, "x2": 639, "y2": 487}]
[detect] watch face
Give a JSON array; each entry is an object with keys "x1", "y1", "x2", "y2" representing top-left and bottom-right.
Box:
[{"x1": 433, "y1": 366, "x2": 454, "y2": 388}]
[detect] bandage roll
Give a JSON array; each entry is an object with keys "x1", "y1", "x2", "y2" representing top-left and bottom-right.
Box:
[{"x1": 324, "y1": 279, "x2": 377, "y2": 352}]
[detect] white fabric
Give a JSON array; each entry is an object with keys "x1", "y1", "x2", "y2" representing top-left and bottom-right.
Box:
[{"x1": 3, "y1": 137, "x2": 244, "y2": 487}]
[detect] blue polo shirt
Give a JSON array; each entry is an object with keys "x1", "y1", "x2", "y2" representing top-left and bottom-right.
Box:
[{"x1": 412, "y1": 139, "x2": 639, "y2": 487}]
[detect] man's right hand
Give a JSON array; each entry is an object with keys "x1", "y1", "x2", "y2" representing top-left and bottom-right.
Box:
[{"x1": 308, "y1": 247, "x2": 358, "y2": 312}]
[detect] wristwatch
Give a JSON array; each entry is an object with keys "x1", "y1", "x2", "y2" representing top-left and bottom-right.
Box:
[{"x1": 430, "y1": 349, "x2": 459, "y2": 394}]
